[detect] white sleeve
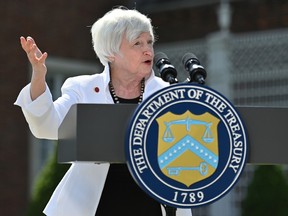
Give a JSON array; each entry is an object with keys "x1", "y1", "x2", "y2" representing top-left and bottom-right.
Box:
[
  {"x1": 14, "y1": 78, "x2": 80, "y2": 139},
  {"x1": 14, "y1": 83, "x2": 60, "y2": 139}
]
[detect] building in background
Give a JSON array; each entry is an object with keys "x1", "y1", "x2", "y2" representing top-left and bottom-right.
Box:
[{"x1": 2, "y1": 0, "x2": 288, "y2": 215}]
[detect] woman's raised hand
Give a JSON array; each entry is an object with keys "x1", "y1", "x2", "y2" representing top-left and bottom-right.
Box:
[
  {"x1": 20, "y1": 36, "x2": 48, "y2": 77},
  {"x1": 20, "y1": 36, "x2": 48, "y2": 100}
]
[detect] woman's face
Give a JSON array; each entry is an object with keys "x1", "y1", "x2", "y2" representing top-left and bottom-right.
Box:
[{"x1": 113, "y1": 32, "x2": 154, "y2": 80}]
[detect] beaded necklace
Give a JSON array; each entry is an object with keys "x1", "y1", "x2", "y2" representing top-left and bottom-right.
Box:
[{"x1": 109, "y1": 79, "x2": 145, "y2": 104}]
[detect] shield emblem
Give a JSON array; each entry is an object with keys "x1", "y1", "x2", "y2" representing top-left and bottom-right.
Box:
[{"x1": 156, "y1": 111, "x2": 220, "y2": 187}]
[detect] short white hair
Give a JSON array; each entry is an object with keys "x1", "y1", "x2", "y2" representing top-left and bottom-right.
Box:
[{"x1": 91, "y1": 7, "x2": 154, "y2": 66}]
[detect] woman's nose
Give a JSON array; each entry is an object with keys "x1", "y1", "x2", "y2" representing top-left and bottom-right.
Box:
[{"x1": 144, "y1": 45, "x2": 153, "y2": 56}]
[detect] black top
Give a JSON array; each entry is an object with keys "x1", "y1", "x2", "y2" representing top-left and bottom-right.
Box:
[
  {"x1": 95, "y1": 96, "x2": 162, "y2": 215},
  {"x1": 96, "y1": 164, "x2": 162, "y2": 215},
  {"x1": 112, "y1": 96, "x2": 140, "y2": 104}
]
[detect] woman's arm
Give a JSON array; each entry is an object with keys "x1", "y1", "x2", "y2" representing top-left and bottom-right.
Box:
[{"x1": 20, "y1": 36, "x2": 48, "y2": 100}]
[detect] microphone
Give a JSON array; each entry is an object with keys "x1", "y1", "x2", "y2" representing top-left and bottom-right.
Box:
[
  {"x1": 154, "y1": 52, "x2": 178, "y2": 84},
  {"x1": 182, "y1": 53, "x2": 207, "y2": 84}
]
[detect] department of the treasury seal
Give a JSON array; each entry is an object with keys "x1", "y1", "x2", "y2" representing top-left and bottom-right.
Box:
[{"x1": 125, "y1": 83, "x2": 248, "y2": 208}]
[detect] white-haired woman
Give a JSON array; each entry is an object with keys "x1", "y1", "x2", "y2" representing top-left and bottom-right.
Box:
[{"x1": 15, "y1": 7, "x2": 192, "y2": 216}]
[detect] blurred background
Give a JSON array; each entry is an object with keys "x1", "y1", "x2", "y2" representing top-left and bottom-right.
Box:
[{"x1": 2, "y1": 0, "x2": 288, "y2": 215}]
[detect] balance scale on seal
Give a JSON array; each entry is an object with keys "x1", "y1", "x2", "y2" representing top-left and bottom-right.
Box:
[{"x1": 161, "y1": 117, "x2": 214, "y2": 177}]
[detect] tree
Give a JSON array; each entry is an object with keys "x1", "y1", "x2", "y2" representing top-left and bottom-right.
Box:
[
  {"x1": 27, "y1": 147, "x2": 70, "y2": 216},
  {"x1": 242, "y1": 165, "x2": 288, "y2": 216}
]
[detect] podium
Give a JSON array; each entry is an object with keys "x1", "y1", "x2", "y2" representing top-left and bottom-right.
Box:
[{"x1": 58, "y1": 104, "x2": 288, "y2": 165}]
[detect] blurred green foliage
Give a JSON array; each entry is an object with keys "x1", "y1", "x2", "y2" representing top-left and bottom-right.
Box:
[
  {"x1": 27, "y1": 147, "x2": 70, "y2": 216},
  {"x1": 242, "y1": 165, "x2": 288, "y2": 216}
]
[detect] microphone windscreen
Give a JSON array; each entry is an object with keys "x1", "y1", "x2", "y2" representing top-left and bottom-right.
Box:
[
  {"x1": 154, "y1": 52, "x2": 168, "y2": 64},
  {"x1": 182, "y1": 53, "x2": 198, "y2": 65}
]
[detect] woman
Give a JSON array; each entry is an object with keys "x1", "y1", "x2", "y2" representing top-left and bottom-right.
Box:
[{"x1": 15, "y1": 7, "x2": 192, "y2": 216}]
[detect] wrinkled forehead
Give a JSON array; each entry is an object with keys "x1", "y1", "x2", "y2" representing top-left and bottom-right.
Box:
[{"x1": 125, "y1": 31, "x2": 154, "y2": 42}]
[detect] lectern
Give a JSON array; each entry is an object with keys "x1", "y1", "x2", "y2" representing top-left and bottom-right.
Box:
[{"x1": 58, "y1": 104, "x2": 288, "y2": 165}]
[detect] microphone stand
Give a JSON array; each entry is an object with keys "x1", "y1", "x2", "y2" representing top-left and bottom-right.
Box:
[{"x1": 185, "y1": 76, "x2": 205, "y2": 85}]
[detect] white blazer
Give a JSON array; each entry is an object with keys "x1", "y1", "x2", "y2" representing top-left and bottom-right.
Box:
[{"x1": 15, "y1": 64, "x2": 192, "y2": 216}]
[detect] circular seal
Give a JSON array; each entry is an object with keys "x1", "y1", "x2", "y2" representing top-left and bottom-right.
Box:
[{"x1": 125, "y1": 83, "x2": 248, "y2": 208}]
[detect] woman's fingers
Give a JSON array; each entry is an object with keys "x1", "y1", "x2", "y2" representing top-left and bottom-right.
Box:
[
  {"x1": 20, "y1": 36, "x2": 28, "y2": 52},
  {"x1": 20, "y1": 36, "x2": 41, "y2": 54},
  {"x1": 20, "y1": 36, "x2": 47, "y2": 64},
  {"x1": 39, "y1": 52, "x2": 48, "y2": 63},
  {"x1": 20, "y1": 36, "x2": 48, "y2": 76}
]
